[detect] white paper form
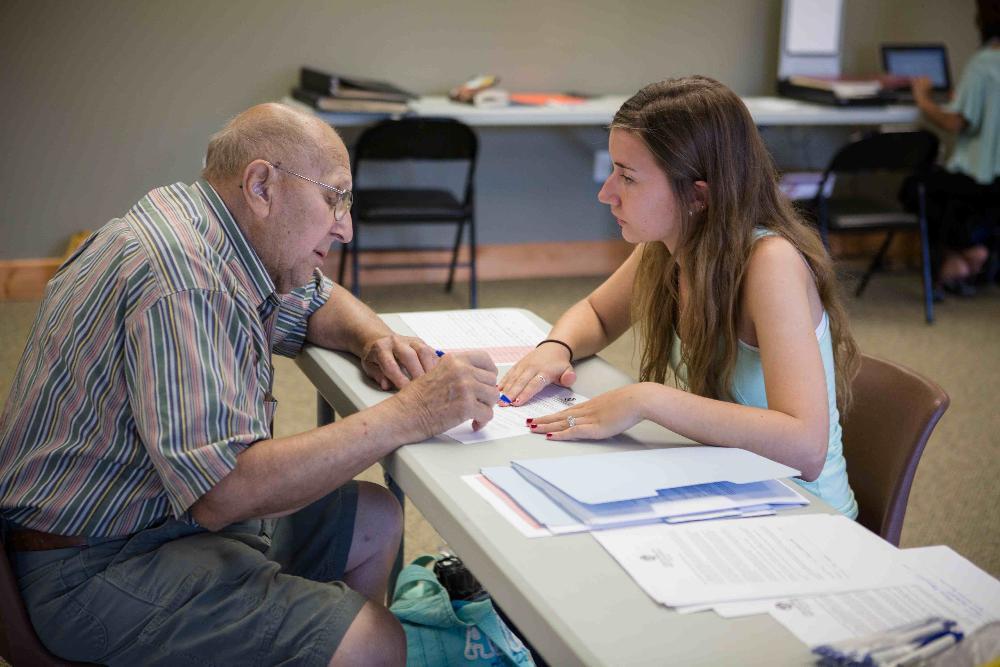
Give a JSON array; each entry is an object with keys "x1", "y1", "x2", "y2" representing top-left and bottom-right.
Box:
[
  {"x1": 400, "y1": 309, "x2": 548, "y2": 365},
  {"x1": 766, "y1": 545, "x2": 1000, "y2": 646},
  {"x1": 593, "y1": 514, "x2": 914, "y2": 608},
  {"x1": 444, "y1": 384, "x2": 588, "y2": 444}
]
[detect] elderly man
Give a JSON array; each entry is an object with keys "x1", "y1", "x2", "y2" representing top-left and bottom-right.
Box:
[{"x1": 0, "y1": 103, "x2": 498, "y2": 665}]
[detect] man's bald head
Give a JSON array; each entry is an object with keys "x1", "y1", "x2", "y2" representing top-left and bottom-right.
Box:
[{"x1": 202, "y1": 103, "x2": 347, "y2": 185}]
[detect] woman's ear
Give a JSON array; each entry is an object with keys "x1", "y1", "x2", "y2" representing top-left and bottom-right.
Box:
[{"x1": 692, "y1": 180, "x2": 709, "y2": 212}]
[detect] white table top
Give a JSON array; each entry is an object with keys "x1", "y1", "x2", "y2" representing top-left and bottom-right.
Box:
[
  {"x1": 297, "y1": 94, "x2": 919, "y2": 127},
  {"x1": 296, "y1": 309, "x2": 836, "y2": 666}
]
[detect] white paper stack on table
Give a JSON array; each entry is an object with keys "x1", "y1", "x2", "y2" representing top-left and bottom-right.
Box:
[
  {"x1": 594, "y1": 516, "x2": 1000, "y2": 650},
  {"x1": 595, "y1": 514, "x2": 917, "y2": 609},
  {"x1": 466, "y1": 446, "x2": 809, "y2": 536},
  {"x1": 751, "y1": 545, "x2": 1000, "y2": 649}
]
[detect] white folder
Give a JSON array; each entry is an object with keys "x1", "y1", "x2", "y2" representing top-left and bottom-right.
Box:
[{"x1": 511, "y1": 446, "x2": 799, "y2": 506}]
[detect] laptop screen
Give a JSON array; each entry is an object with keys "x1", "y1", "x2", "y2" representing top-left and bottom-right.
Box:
[{"x1": 881, "y1": 44, "x2": 951, "y2": 90}]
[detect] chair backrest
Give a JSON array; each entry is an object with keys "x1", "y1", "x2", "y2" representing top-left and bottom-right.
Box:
[
  {"x1": 353, "y1": 117, "x2": 478, "y2": 201},
  {"x1": 0, "y1": 537, "x2": 90, "y2": 665},
  {"x1": 813, "y1": 130, "x2": 940, "y2": 232},
  {"x1": 841, "y1": 354, "x2": 949, "y2": 545},
  {"x1": 826, "y1": 130, "x2": 939, "y2": 176}
]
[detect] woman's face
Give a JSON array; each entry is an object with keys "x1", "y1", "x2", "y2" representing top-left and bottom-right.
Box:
[{"x1": 598, "y1": 129, "x2": 684, "y2": 248}]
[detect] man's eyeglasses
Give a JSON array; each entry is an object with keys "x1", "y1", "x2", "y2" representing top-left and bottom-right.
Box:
[{"x1": 265, "y1": 160, "x2": 353, "y2": 221}]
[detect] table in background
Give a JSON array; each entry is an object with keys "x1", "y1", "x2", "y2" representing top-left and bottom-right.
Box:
[
  {"x1": 295, "y1": 94, "x2": 920, "y2": 128},
  {"x1": 296, "y1": 308, "x2": 837, "y2": 666}
]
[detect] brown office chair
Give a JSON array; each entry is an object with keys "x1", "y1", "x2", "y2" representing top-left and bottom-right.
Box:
[
  {"x1": 841, "y1": 354, "x2": 949, "y2": 546},
  {"x1": 0, "y1": 538, "x2": 91, "y2": 666}
]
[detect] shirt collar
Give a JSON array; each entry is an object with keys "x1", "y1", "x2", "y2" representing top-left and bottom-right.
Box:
[{"x1": 194, "y1": 180, "x2": 276, "y2": 309}]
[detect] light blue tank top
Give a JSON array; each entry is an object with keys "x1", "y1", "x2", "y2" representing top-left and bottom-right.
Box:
[{"x1": 669, "y1": 230, "x2": 858, "y2": 519}]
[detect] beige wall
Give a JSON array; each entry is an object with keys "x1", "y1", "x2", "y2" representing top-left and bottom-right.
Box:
[{"x1": 0, "y1": 0, "x2": 978, "y2": 259}]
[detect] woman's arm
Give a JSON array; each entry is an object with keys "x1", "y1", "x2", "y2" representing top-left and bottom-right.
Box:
[
  {"x1": 500, "y1": 246, "x2": 641, "y2": 404},
  {"x1": 531, "y1": 238, "x2": 830, "y2": 480}
]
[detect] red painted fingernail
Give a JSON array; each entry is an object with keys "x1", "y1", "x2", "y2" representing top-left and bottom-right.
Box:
[
  {"x1": 529, "y1": 424, "x2": 537, "y2": 429},
  {"x1": 526, "y1": 418, "x2": 534, "y2": 424},
  {"x1": 546, "y1": 433, "x2": 552, "y2": 439}
]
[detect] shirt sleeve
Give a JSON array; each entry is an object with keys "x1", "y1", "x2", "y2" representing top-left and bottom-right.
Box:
[
  {"x1": 947, "y1": 59, "x2": 986, "y2": 133},
  {"x1": 125, "y1": 288, "x2": 271, "y2": 518},
  {"x1": 272, "y1": 268, "x2": 334, "y2": 358}
]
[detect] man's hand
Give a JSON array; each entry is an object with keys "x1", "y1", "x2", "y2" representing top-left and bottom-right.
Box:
[
  {"x1": 361, "y1": 334, "x2": 440, "y2": 390},
  {"x1": 393, "y1": 350, "x2": 499, "y2": 439}
]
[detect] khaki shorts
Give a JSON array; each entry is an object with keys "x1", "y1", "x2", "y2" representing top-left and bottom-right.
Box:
[{"x1": 12, "y1": 483, "x2": 365, "y2": 666}]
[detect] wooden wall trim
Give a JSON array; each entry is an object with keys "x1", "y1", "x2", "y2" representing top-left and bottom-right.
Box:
[
  {"x1": 0, "y1": 258, "x2": 62, "y2": 300},
  {"x1": 0, "y1": 233, "x2": 920, "y2": 301},
  {"x1": 324, "y1": 240, "x2": 634, "y2": 287},
  {"x1": 0, "y1": 241, "x2": 633, "y2": 301}
]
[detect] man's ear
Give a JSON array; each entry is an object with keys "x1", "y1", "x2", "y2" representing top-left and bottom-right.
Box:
[{"x1": 242, "y1": 160, "x2": 273, "y2": 217}]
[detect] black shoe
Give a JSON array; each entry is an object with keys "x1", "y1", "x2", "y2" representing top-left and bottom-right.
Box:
[{"x1": 941, "y1": 279, "x2": 977, "y2": 297}]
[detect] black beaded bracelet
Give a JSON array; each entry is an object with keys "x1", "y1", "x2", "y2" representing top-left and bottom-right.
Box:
[{"x1": 536, "y1": 338, "x2": 573, "y2": 362}]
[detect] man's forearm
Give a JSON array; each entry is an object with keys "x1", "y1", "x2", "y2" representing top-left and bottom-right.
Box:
[
  {"x1": 191, "y1": 395, "x2": 416, "y2": 530},
  {"x1": 306, "y1": 282, "x2": 393, "y2": 355}
]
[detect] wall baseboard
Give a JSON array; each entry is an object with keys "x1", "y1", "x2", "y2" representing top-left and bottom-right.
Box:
[
  {"x1": 324, "y1": 240, "x2": 634, "y2": 288},
  {"x1": 0, "y1": 233, "x2": 921, "y2": 302}
]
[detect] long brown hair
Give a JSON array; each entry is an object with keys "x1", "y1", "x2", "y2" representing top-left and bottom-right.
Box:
[{"x1": 616, "y1": 76, "x2": 859, "y2": 412}]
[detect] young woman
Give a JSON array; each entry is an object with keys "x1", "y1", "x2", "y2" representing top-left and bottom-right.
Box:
[{"x1": 500, "y1": 76, "x2": 861, "y2": 518}]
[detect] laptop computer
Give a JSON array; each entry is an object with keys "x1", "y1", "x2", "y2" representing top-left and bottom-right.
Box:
[{"x1": 881, "y1": 43, "x2": 952, "y2": 103}]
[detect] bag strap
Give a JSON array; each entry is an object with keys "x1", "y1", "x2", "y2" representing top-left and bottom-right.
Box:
[{"x1": 391, "y1": 554, "x2": 441, "y2": 604}]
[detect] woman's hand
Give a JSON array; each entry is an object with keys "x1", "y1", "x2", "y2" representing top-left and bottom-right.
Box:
[
  {"x1": 526, "y1": 383, "x2": 650, "y2": 440},
  {"x1": 361, "y1": 334, "x2": 440, "y2": 390},
  {"x1": 910, "y1": 75, "x2": 934, "y2": 102},
  {"x1": 499, "y1": 343, "x2": 576, "y2": 405}
]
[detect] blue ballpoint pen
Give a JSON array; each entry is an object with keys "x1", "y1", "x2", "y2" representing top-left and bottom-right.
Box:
[{"x1": 435, "y1": 349, "x2": 512, "y2": 404}]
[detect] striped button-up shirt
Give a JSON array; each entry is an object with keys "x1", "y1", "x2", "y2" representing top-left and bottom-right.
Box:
[{"x1": 0, "y1": 181, "x2": 333, "y2": 537}]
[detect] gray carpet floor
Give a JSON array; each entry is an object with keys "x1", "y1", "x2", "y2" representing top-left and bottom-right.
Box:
[{"x1": 1, "y1": 270, "x2": 998, "y2": 578}]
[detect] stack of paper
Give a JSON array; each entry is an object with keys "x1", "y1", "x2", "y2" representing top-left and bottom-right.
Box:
[
  {"x1": 466, "y1": 446, "x2": 809, "y2": 536},
  {"x1": 594, "y1": 514, "x2": 917, "y2": 608},
  {"x1": 721, "y1": 545, "x2": 1000, "y2": 648}
]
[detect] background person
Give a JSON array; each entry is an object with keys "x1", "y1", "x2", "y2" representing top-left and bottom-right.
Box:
[{"x1": 910, "y1": 0, "x2": 1000, "y2": 296}]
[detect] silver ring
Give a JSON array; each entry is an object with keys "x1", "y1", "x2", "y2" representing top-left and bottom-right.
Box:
[
  {"x1": 535, "y1": 374, "x2": 548, "y2": 384},
  {"x1": 567, "y1": 415, "x2": 577, "y2": 428}
]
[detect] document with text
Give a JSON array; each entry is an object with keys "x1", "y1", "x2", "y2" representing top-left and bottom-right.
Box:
[
  {"x1": 444, "y1": 383, "x2": 588, "y2": 444},
  {"x1": 766, "y1": 545, "x2": 1000, "y2": 646},
  {"x1": 400, "y1": 308, "x2": 548, "y2": 365},
  {"x1": 593, "y1": 514, "x2": 914, "y2": 607}
]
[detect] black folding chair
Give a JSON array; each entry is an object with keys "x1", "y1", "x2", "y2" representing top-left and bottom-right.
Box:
[
  {"x1": 812, "y1": 131, "x2": 940, "y2": 323},
  {"x1": 338, "y1": 118, "x2": 479, "y2": 308}
]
